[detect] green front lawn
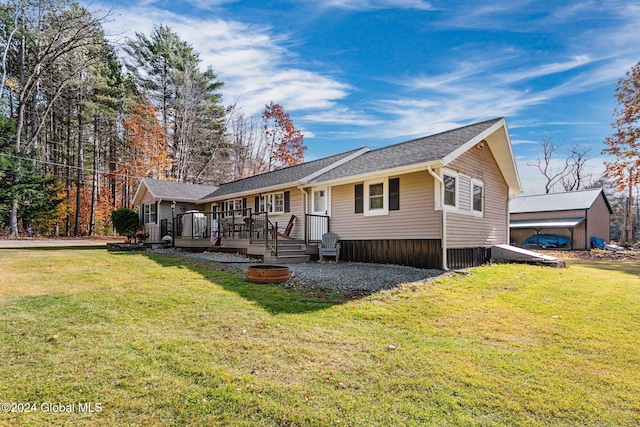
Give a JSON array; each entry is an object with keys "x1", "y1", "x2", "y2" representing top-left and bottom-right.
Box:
[{"x1": 0, "y1": 247, "x2": 638, "y2": 426}]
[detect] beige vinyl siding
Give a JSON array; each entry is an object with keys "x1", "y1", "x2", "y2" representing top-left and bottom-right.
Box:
[
  {"x1": 446, "y1": 143, "x2": 509, "y2": 248},
  {"x1": 140, "y1": 189, "x2": 155, "y2": 205},
  {"x1": 330, "y1": 171, "x2": 441, "y2": 240},
  {"x1": 458, "y1": 174, "x2": 472, "y2": 212},
  {"x1": 241, "y1": 187, "x2": 305, "y2": 240},
  {"x1": 587, "y1": 194, "x2": 611, "y2": 242}
]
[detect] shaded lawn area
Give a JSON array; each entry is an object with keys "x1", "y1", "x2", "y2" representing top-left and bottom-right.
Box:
[{"x1": 0, "y1": 248, "x2": 639, "y2": 426}]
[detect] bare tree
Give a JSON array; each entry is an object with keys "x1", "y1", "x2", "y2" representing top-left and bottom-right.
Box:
[
  {"x1": 528, "y1": 138, "x2": 572, "y2": 193},
  {"x1": 561, "y1": 144, "x2": 595, "y2": 191},
  {"x1": 226, "y1": 107, "x2": 269, "y2": 180}
]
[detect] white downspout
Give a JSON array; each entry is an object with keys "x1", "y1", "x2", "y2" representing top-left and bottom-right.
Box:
[{"x1": 428, "y1": 165, "x2": 448, "y2": 270}]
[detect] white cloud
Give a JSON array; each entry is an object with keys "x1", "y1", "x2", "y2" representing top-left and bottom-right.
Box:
[
  {"x1": 100, "y1": 3, "x2": 350, "y2": 116},
  {"x1": 496, "y1": 55, "x2": 594, "y2": 83},
  {"x1": 302, "y1": 107, "x2": 383, "y2": 126},
  {"x1": 318, "y1": 0, "x2": 434, "y2": 11}
]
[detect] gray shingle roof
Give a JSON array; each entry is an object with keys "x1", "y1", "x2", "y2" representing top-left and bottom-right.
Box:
[
  {"x1": 509, "y1": 188, "x2": 610, "y2": 213},
  {"x1": 142, "y1": 178, "x2": 218, "y2": 202},
  {"x1": 310, "y1": 118, "x2": 503, "y2": 183},
  {"x1": 201, "y1": 148, "x2": 365, "y2": 199}
]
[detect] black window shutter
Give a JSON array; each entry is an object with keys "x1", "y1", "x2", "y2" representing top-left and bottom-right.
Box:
[
  {"x1": 355, "y1": 184, "x2": 363, "y2": 213},
  {"x1": 242, "y1": 197, "x2": 247, "y2": 209},
  {"x1": 284, "y1": 191, "x2": 290, "y2": 212},
  {"x1": 389, "y1": 178, "x2": 400, "y2": 211},
  {"x1": 255, "y1": 196, "x2": 260, "y2": 212}
]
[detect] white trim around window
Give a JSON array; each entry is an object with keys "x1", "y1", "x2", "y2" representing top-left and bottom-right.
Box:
[
  {"x1": 441, "y1": 169, "x2": 459, "y2": 212},
  {"x1": 143, "y1": 203, "x2": 157, "y2": 224},
  {"x1": 471, "y1": 179, "x2": 484, "y2": 217},
  {"x1": 364, "y1": 177, "x2": 389, "y2": 216},
  {"x1": 259, "y1": 192, "x2": 285, "y2": 215},
  {"x1": 223, "y1": 198, "x2": 244, "y2": 217},
  {"x1": 435, "y1": 168, "x2": 484, "y2": 217}
]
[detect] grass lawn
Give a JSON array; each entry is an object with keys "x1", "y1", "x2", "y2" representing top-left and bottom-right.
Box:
[{"x1": 0, "y1": 247, "x2": 639, "y2": 426}]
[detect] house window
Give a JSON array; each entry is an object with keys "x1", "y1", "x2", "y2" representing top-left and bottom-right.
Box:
[
  {"x1": 143, "y1": 203, "x2": 157, "y2": 224},
  {"x1": 355, "y1": 177, "x2": 399, "y2": 216},
  {"x1": 472, "y1": 180, "x2": 484, "y2": 215},
  {"x1": 259, "y1": 192, "x2": 285, "y2": 214},
  {"x1": 369, "y1": 183, "x2": 384, "y2": 210},
  {"x1": 443, "y1": 175, "x2": 456, "y2": 207},
  {"x1": 224, "y1": 199, "x2": 244, "y2": 216},
  {"x1": 363, "y1": 177, "x2": 389, "y2": 216}
]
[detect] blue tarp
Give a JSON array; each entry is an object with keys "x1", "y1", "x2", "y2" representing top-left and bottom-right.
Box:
[
  {"x1": 524, "y1": 234, "x2": 572, "y2": 248},
  {"x1": 590, "y1": 236, "x2": 606, "y2": 249}
]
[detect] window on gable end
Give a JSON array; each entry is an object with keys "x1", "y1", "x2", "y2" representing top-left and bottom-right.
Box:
[
  {"x1": 472, "y1": 180, "x2": 484, "y2": 216},
  {"x1": 443, "y1": 175, "x2": 456, "y2": 207}
]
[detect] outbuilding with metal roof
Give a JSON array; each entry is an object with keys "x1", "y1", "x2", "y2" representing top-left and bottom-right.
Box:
[{"x1": 509, "y1": 188, "x2": 612, "y2": 250}]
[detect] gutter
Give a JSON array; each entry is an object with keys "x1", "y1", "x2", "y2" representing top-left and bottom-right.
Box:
[{"x1": 427, "y1": 165, "x2": 448, "y2": 271}]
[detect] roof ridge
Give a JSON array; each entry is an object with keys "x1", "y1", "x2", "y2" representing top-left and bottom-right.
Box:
[
  {"x1": 514, "y1": 187, "x2": 603, "y2": 198},
  {"x1": 217, "y1": 147, "x2": 366, "y2": 187},
  {"x1": 143, "y1": 177, "x2": 217, "y2": 187},
  {"x1": 364, "y1": 117, "x2": 503, "y2": 154}
]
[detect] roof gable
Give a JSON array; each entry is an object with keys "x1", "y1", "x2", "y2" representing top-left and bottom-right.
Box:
[
  {"x1": 132, "y1": 178, "x2": 218, "y2": 205},
  {"x1": 510, "y1": 188, "x2": 612, "y2": 214},
  {"x1": 308, "y1": 118, "x2": 521, "y2": 194}
]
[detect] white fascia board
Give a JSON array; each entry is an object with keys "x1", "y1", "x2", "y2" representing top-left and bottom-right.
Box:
[
  {"x1": 165, "y1": 198, "x2": 200, "y2": 204},
  {"x1": 131, "y1": 179, "x2": 152, "y2": 206},
  {"x1": 499, "y1": 118, "x2": 522, "y2": 195},
  {"x1": 298, "y1": 147, "x2": 370, "y2": 184},
  {"x1": 303, "y1": 161, "x2": 443, "y2": 188},
  {"x1": 197, "y1": 181, "x2": 300, "y2": 204}
]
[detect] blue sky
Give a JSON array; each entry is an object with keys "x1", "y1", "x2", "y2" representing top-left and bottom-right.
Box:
[{"x1": 97, "y1": 0, "x2": 640, "y2": 193}]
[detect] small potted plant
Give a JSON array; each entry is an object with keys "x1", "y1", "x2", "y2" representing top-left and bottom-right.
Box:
[{"x1": 136, "y1": 230, "x2": 149, "y2": 245}]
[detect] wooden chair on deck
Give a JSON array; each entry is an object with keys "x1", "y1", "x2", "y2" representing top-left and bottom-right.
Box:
[
  {"x1": 219, "y1": 218, "x2": 234, "y2": 238},
  {"x1": 276, "y1": 215, "x2": 296, "y2": 239},
  {"x1": 318, "y1": 232, "x2": 341, "y2": 263}
]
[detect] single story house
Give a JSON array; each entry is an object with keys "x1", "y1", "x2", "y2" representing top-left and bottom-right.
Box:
[
  {"x1": 132, "y1": 178, "x2": 218, "y2": 243},
  {"x1": 509, "y1": 188, "x2": 612, "y2": 250},
  {"x1": 134, "y1": 117, "x2": 522, "y2": 269}
]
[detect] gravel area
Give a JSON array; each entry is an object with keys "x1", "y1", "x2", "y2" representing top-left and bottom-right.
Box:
[{"x1": 149, "y1": 248, "x2": 445, "y2": 293}]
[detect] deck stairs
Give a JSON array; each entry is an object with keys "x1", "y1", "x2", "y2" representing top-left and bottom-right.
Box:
[{"x1": 264, "y1": 239, "x2": 310, "y2": 264}]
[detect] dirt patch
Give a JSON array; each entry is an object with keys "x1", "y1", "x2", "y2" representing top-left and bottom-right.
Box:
[{"x1": 545, "y1": 249, "x2": 640, "y2": 262}]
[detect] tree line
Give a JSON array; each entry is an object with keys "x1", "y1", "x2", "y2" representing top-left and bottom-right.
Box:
[{"x1": 0, "y1": 0, "x2": 305, "y2": 237}]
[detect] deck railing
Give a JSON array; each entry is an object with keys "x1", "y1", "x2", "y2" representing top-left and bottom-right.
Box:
[
  {"x1": 175, "y1": 211, "x2": 215, "y2": 239},
  {"x1": 305, "y1": 214, "x2": 330, "y2": 243}
]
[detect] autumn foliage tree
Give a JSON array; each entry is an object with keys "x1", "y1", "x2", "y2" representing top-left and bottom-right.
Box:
[
  {"x1": 118, "y1": 102, "x2": 173, "y2": 198},
  {"x1": 262, "y1": 102, "x2": 306, "y2": 171},
  {"x1": 602, "y1": 60, "x2": 640, "y2": 245}
]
